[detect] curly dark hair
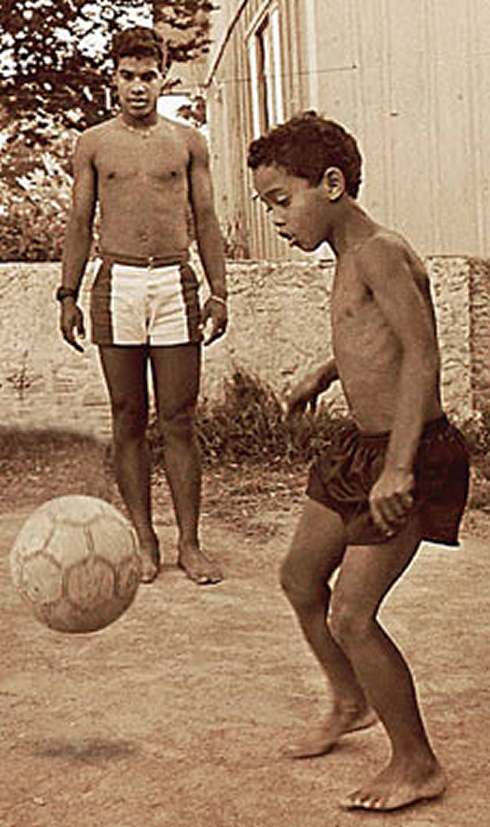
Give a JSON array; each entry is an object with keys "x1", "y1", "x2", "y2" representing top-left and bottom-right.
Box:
[
  {"x1": 112, "y1": 26, "x2": 167, "y2": 71},
  {"x1": 248, "y1": 112, "x2": 362, "y2": 198}
]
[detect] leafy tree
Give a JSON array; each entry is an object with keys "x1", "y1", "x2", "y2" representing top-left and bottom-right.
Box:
[
  {"x1": 0, "y1": 112, "x2": 75, "y2": 261},
  {"x1": 176, "y1": 93, "x2": 207, "y2": 128},
  {"x1": 0, "y1": 0, "x2": 215, "y2": 131},
  {"x1": 154, "y1": 0, "x2": 215, "y2": 63}
]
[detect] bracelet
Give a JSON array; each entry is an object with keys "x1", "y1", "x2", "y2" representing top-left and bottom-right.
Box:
[
  {"x1": 55, "y1": 286, "x2": 79, "y2": 303},
  {"x1": 209, "y1": 294, "x2": 227, "y2": 307}
]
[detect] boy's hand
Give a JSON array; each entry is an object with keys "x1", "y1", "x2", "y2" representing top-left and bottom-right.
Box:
[
  {"x1": 369, "y1": 467, "x2": 414, "y2": 536},
  {"x1": 200, "y1": 296, "x2": 228, "y2": 346},
  {"x1": 287, "y1": 367, "x2": 332, "y2": 416},
  {"x1": 60, "y1": 300, "x2": 86, "y2": 353}
]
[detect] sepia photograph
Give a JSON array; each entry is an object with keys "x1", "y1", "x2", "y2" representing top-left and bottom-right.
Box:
[{"x1": 1, "y1": 1, "x2": 489, "y2": 825}]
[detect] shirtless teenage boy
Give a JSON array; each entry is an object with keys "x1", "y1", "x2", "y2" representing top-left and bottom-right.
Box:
[
  {"x1": 248, "y1": 113, "x2": 469, "y2": 811},
  {"x1": 58, "y1": 27, "x2": 227, "y2": 585}
]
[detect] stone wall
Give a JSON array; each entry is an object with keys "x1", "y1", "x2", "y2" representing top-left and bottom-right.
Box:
[
  {"x1": 468, "y1": 257, "x2": 490, "y2": 416},
  {"x1": 0, "y1": 256, "x2": 485, "y2": 438}
]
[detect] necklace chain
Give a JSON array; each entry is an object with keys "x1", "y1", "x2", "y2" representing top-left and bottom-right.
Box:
[{"x1": 119, "y1": 117, "x2": 159, "y2": 139}]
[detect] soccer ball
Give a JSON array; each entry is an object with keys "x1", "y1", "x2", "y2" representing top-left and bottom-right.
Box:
[{"x1": 10, "y1": 495, "x2": 141, "y2": 634}]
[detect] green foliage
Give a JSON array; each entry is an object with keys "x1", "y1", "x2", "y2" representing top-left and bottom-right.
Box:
[{"x1": 148, "y1": 368, "x2": 351, "y2": 468}]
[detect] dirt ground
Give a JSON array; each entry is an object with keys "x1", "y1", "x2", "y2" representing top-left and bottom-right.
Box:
[{"x1": 1, "y1": 452, "x2": 489, "y2": 827}]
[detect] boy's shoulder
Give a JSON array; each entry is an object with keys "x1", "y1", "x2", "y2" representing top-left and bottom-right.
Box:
[
  {"x1": 352, "y1": 226, "x2": 424, "y2": 278},
  {"x1": 160, "y1": 115, "x2": 205, "y2": 143},
  {"x1": 358, "y1": 226, "x2": 411, "y2": 260},
  {"x1": 76, "y1": 118, "x2": 117, "y2": 153}
]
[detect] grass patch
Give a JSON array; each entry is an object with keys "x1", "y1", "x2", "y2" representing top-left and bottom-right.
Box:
[{"x1": 148, "y1": 367, "x2": 352, "y2": 468}]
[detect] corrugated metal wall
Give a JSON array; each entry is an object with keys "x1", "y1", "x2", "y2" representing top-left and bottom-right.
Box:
[{"x1": 206, "y1": 0, "x2": 490, "y2": 260}]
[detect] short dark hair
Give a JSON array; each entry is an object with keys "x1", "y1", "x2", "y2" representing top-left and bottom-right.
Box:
[
  {"x1": 112, "y1": 26, "x2": 166, "y2": 71},
  {"x1": 248, "y1": 112, "x2": 362, "y2": 198}
]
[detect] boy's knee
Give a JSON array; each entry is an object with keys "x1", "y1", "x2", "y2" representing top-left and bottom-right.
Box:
[
  {"x1": 327, "y1": 597, "x2": 371, "y2": 649},
  {"x1": 111, "y1": 398, "x2": 147, "y2": 441},
  {"x1": 158, "y1": 408, "x2": 195, "y2": 441},
  {"x1": 280, "y1": 557, "x2": 328, "y2": 613}
]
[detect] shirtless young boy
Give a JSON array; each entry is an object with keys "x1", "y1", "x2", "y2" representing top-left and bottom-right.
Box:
[
  {"x1": 248, "y1": 112, "x2": 469, "y2": 811},
  {"x1": 58, "y1": 27, "x2": 227, "y2": 585}
]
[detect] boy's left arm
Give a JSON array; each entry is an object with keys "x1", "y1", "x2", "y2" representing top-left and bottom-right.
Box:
[
  {"x1": 361, "y1": 241, "x2": 441, "y2": 534},
  {"x1": 188, "y1": 129, "x2": 228, "y2": 346}
]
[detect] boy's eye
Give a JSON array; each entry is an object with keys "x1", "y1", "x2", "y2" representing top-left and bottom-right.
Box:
[{"x1": 275, "y1": 196, "x2": 290, "y2": 207}]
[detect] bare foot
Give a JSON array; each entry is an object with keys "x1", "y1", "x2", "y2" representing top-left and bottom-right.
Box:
[
  {"x1": 287, "y1": 705, "x2": 378, "y2": 759},
  {"x1": 178, "y1": 543, "x2": 223, "y2": 585},
  {"x1": 138, "y1": 542, "x2": 161, "y2": 585},
  {"x1": 341, "y1": 758, "x2": 447, "y2": 811}
]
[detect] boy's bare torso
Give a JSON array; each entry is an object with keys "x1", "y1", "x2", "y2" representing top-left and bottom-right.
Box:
[
  {"x1": 331, "y1": 230, "x2": 442, "y2": 432},
  {"x1": 87, "y1": 116, "x2": 192, "y2": 260}
]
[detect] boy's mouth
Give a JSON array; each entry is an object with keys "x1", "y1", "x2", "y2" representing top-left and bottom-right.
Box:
[
  {"x1": 129, "y1": 98, "x2": 150, "y2": 108},
  {"x1": 278, "y1": 231, "x2": 296, "y2": 247}
]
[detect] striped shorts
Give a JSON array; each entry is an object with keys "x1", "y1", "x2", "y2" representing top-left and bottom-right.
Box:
[{"x1": 90, "y1": 255, "x2": 202, "y2": 346}]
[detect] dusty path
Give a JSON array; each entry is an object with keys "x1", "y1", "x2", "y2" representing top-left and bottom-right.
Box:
[{"x1": 1, "y1": 500, "x2": 489, "y2": 827}]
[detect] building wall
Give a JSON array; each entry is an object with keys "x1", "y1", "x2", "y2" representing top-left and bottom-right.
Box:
[
  {"x1": 206, "y1": 0, "x2": 490, "y2": 261},
  {"x1": 207, "y1": 0, "x2": 307, "y2": 261},
  {"x1": 0, "y1": 258, "x2": 485, "y2": 439}
]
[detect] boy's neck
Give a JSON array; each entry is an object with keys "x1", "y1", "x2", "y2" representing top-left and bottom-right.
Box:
[
  {"x1": 326, "y1": 200, "x2": 378, "y2": 258},
  {"x1": 120, "y1": 110, "x2": 160, "y2": 130}
]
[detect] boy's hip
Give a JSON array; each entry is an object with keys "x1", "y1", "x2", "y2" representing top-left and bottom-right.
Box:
[{"x1": 306, "y1": 415, "x2": 469, "y2": 546}]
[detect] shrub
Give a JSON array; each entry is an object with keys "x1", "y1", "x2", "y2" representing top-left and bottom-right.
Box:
[
  {"x1": 0, "y1": 116, "x2": 76, "y2": 262},
  {"x1": 148, "y1": 368, "x2": 351, "y2": 468}
]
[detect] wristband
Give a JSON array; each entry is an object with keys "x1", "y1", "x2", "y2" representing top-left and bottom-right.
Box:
[
  {"x1": 210, "y1": 294, "x2": 227, "y2": 307},
  {"x1": 55, "y1": 286, "x2": 79, "y2": 303}
]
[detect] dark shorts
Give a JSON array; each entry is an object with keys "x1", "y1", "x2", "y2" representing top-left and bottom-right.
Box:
[{"x1": 306, "y1": 415, "x2": 470, "y2": 546}]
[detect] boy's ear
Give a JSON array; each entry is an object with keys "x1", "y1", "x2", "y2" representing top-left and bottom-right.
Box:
[{"x1": 322, "y1": 167, "x2": 346, "y2": 201}]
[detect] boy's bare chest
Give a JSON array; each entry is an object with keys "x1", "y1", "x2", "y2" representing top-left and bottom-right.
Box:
[
  {"x1": 96, "y1": 138, "x2": 189, "y2": 187},
  {"x1": 331, "y1": 270, "x2": 392, "y2": 356},
  {"x1": 331, "y1": 270, "x2": 369, "y2": 326}
]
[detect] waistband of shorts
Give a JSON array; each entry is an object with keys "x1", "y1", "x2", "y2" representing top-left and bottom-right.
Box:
[
  {"x1": 98, "y1": 251, "x2": 189, "y2": 268},
  {"x1": 358, "y1": 414, "x2": 449, "y2": 446}
]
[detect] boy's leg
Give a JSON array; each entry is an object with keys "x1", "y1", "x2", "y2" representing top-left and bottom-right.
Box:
[
  {"x1": 328, "y1": 514, "x2": 446, "y2": 810},
  {"x1": 98, "y1": 345, "x2": 160, "y2": 582},
  {"x1": 280, "y1": 499, "x2": 376, "y2": 757},
  {"x1": 150, "y1": 344, "x2": 222, "y2": 585}
]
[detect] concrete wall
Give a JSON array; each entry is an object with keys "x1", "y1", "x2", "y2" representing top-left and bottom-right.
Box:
[{"x1": 0, "y1": 257, "x2": 485, "y2": 438}]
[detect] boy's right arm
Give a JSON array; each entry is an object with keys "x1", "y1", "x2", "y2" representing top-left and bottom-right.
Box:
[
  {"x1": 59, "y1": 133, "x2": 97, "y2": 352},
  {"x1": 287, "y1": 359, "x2": 339, "y2": 415}
]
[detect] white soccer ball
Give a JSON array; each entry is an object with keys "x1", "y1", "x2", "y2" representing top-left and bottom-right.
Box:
[{"x1": 10, "y1": 495, "x2": 141, "y2": 633}]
